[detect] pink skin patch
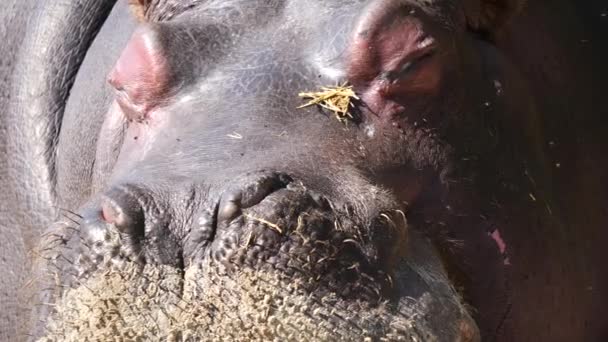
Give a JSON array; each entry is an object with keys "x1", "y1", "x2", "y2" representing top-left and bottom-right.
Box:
[
  {"x1": 347, "y1": 3, "x2": 441, "y2": 123},
  {"x1": 107, "y1": 25, "x2": 169, "y2": 122},
  {"x1": 104, "y1": 25, "x2": 172, "y2": 176},
  {"x1": 489, "y1": 229, "x2": 511, "y2": 266},
  {"x1": 490, "y1": 229, "x2": 507, "y2": 254}
]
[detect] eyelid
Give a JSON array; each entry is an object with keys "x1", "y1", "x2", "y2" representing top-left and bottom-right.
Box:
[
  {"x1": 378, "y1": 34, "x2": 436, "y2": 82},
  {"x1": 380, "y1": 48, "x2": 435, "y2": 82}
]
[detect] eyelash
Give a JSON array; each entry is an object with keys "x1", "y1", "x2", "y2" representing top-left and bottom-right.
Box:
[
  {"x1": 380, "y1": 50, "x2": 435, "y2": 83},
  {"x1": 401, "y1": 51, "x2": 434, "y2": 74}
]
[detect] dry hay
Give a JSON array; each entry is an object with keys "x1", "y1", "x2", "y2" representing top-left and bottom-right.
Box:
[{"x1": 298, "y1": 83, "x2": 359, "y2": 123}]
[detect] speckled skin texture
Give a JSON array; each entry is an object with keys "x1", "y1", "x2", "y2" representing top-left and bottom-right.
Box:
[{"x1": 2, "y1": 0, "x2": 607, "y2": 341}]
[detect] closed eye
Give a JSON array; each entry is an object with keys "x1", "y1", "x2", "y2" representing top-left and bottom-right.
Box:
[
  {"x1": 395, "y1": 50, "x2": 435, "y2": 79},
  {"x1": 379, "y1": 50, "x2": 436, "y2": 83}
]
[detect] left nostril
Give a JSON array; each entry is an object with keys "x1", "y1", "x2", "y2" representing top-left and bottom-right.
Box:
[
  {"x1": 101, "y1": 188, "x2": 145, "y2": 236},
  {"x1": 101, "y1": 200, "x2": 124, "y2": 226}
]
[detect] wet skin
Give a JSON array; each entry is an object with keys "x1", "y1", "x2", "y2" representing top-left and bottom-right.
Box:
[{"x1": 3, "y1": 0, "x2": 606, "y2": 341}]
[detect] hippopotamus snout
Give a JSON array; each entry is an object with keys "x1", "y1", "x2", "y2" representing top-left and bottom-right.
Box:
[
  {"x1": 76, "y1": 170, "x2": 407, "y2": 295},
  {"x1": 36, "y1": 167, "x2": 479, "y2": 341}
]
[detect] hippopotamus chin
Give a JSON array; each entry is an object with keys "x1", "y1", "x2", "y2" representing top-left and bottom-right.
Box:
[{"x1": 2, "y1": 0, "x2": 606, "y2": 341}]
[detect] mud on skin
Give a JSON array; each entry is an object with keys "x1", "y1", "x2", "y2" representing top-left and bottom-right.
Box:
[{"x1": 13, "y1": 0, "x2": 608, "y2": 341}]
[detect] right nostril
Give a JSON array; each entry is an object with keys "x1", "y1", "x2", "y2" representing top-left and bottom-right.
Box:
[
  {"x1": 218, "y1": 190, "x2": 242, "y2": 224},
  {"x1": 101, "y1": 188, "x2": 145, "y2": 236}
]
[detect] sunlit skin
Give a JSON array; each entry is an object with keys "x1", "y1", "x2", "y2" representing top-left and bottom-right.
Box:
[{"x1": 1, "y1": 1, "x2": 605, "y2": 341}]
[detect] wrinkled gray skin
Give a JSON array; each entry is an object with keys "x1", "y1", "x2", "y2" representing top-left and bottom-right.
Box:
[
  {"x1": 1, "y1": 0, "x2": 607, "y2": 341},
  {"x1": 0, "y1": 0, "x2": 125, "y2": 339}
]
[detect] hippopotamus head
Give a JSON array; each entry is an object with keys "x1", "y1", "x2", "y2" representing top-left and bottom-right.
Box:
[{"x1": 27, "y1": 0, "x2": 549, "y2": 340}]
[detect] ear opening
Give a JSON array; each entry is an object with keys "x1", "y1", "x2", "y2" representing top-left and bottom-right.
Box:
[{"x1": 465, "y1": 0, "x2": 527, "y2": 40}]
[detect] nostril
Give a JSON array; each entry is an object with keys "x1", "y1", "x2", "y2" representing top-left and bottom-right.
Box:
[
  {"x1": 101, "y1": 188, "x2": 145, "y2": 237},
  {"x1": 101, "y1": 200, "x2": 122, "y2": 225},
  {"x1": 218, "y1": 190, "x2": 242, "y2": 223}
]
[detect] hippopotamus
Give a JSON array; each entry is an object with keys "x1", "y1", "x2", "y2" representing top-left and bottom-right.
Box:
[{"x1": 1, "y1": 0, "x2": 607, "y2": 340}]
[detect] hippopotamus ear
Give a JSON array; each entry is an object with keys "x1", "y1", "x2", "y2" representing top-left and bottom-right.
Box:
[
  {"x1": 464, "y1": 0, "x2": 526, "y2": 35},
  {"x1": 128, "y1": 0, "x2": 147, "y2": 22}
]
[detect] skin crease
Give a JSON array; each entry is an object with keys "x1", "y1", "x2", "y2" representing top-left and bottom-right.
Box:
[{"x1": 4, "y1": 0, "x2": 605, "y2": 341}]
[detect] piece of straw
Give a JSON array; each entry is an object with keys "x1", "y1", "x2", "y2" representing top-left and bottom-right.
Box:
[{"x1": 297, "y1": 83, "x2": 359, "y2": 123}]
